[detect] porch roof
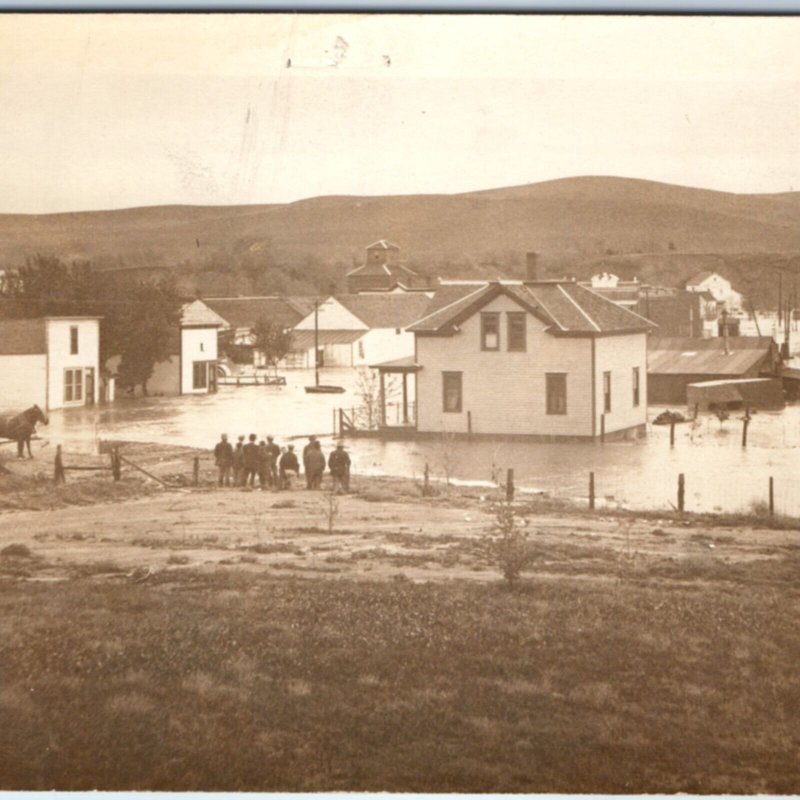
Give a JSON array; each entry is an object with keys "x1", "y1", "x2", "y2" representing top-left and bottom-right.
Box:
[{"x1": 369, "y1": 356, "x2": 422, "y2": 372}]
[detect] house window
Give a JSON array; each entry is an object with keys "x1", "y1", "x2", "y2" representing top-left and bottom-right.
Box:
[
  {"x1": 200, "y1": 342, "x2": 204, "y2": 352},
  {"x1": 64, "y1": 368, "x2": 83, "y2": 403},
  {"x1": 632, "y1": 367, "x2": 640, "y2": 407},
  {"x1": 480, "y1": 313, "x2": 500, "y2": 351},
  {"x1": 442, "y1": 371, "x2": 463, "y2": 413},
  {"x1": 193, "y1": 361, "x2": 208, "y2": 390},
  {"x1": 546, "y1": 373, "x2": 567, "y2": 415},
  {"x1": 69, "y1": 326, "x2": 79, "y2": 355},
  {"x1": 358, "y1": 340, "x2": 365, "y2": 359},
  {"x1": 603, "y1": 371, "x2": 612, "y2": 413},
  {"x1": 507, "y1": 312, "x2": 526, "y2": 352}
]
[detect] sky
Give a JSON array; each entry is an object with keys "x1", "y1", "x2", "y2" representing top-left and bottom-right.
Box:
[{"x1": 2, "y1": 13, "x2": 800, "y2": 213}]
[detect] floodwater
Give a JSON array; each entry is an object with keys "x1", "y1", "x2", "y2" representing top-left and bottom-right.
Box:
[{"x1": 41, "y1": 368, "x2": 800, "y2": 517}]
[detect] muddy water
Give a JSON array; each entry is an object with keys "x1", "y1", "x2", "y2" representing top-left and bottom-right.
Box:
[{"x1": 41, "y1": 368, "x2": 800, "y2": 516}]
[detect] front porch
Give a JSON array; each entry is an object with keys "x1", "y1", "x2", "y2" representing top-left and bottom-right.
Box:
[{"x1": 372, "y1": 356, "x2": 421, "y2": 431}]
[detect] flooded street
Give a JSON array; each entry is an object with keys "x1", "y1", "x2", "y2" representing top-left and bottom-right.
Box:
[{"x1": 41, "y1": 367, "x2": 800, "y2": 516}]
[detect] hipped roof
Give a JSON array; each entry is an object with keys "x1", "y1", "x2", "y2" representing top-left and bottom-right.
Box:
[{"x1": 408, "y1": 281, "x2": 654, "y2": 336}]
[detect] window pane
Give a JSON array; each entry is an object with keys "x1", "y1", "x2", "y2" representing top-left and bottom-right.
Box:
[
  {"x1": 74, "y1": 369, "x2": 83, "y2": 401},
  {"x1": 442, "y1": 372, "x2": 462, "y2": 412},
  {"x1": 70, "y1": 326, "x2": 79, "y2": 355},
  {"x1": 508, "y1": 313, "x2": 526, "y2": 351},
  {"x1": 64, "y1": 370, "x2": 73, "y2": 402},
  {"x1": 481, "y1": 313, "x2": 500, "y2": 350},
  {"x1": 546, "y1": 373, "x2": 567, "y2": 414}
]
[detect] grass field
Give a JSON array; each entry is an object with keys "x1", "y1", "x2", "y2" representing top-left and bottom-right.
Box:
[{"x1": 1, "y1": 562, "x2": 799, "y2": 792}]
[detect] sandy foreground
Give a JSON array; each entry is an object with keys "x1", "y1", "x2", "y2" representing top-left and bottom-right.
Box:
[{"x1": 0, "y1": 439, "x2": 797, "y2": 583}]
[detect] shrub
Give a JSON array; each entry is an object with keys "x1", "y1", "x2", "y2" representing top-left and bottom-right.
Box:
[{"x1": 483, "y1": 502, "x2": 532, "y2": 589}]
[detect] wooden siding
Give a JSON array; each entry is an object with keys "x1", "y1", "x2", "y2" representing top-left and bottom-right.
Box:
[{"x1": 593, "y1": 334, "x2": 648, "y2": 434}]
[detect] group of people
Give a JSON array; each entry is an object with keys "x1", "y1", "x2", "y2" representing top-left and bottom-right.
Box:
[{"x1": 212, "y1": 434, "x2": 351, "y2": 493}]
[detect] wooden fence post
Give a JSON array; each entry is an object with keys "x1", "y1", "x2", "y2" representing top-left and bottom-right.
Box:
[
  {"x1": 193, "y1": 456, "x2": 200, "y2": 487},
  {"x1": 600, "y1": 414, "x2": 606, "y2": 443},
  {"x1": 506, "y1": 468, "x2": 514, "y2": 502},
  {"x1": 467, "y1": 410, "x2": 472, "y2": 437},
  {"x1": 332, "y1": 408, "x2": 337, "y2": 436},
  {"x1": 423, "y1": 462, "x2": 430, "y2": 496},
  {"x1": 54, "y1": 445, "x2": 66, "y2": 484},
  {"x1": 678, "y1": 473, "x2": 685, "y2": 513},
  {"x1": 742, "y1": 407, "x2": 751, "y2": 448},
  {"x1": 111, "y1": 447, "x2": 122, "y2": 482},
  {"x1": 769, "y1": 476, "x2": 775, "y2": 516},
  {"x1": 670, "y1": 419, "x2": 676, "y2": 447},
  {"x1": 589, "y1": 471, "x2": 595, "y2": 510}
]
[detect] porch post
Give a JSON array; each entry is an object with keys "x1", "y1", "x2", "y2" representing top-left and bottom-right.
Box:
[
  {"x1": 401, "y1": 371, "x2": 409, "y2": 424},
  {"x1": 380, "y1": 369, "x2": 386, "y2": 427}
]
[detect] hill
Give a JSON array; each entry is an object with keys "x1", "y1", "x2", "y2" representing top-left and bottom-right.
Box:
[{"x1": 2, "y1": 176, "x2": 800, "y2": 302}]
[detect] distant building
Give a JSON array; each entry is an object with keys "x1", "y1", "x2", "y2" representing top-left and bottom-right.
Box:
[
  {"x1": 580, "y1": 273, "x2": 641, "y2": 309},
  {"x1": 386, "y1": 280, "x2": 653, "y2": 440},
  {"x1": 647, "y1": 336, "x2": 779, "y2": 405},
  {"x1": 345, "y1": 241, "x2": 433, "y2": 294},
  {"x1": 685, "y1": 271, "x2": 743, "y2": 311},
  {"x1": 106, "y1": 299, "x2": 222, "y2": 395},
  {"x1": 0, "y1": 316, "x2": 101, "y2": 411},
  {"x1": 634, "y1": 289, "x2": 718, "y2": 338},
  {"x1": 203, "y1": 296, "x2": 316, "y2": 346},
  {"x1": 291, "y1": 293, "x2": 432, "y2": 368}
]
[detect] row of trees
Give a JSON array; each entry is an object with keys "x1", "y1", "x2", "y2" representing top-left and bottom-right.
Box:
[{"x1": 0, "y1": 255, "x2": 182, "y2": 395}]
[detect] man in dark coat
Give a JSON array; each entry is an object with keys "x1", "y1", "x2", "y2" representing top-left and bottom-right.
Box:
[
  {"x1": 305, "y1": 440, "x2": 326, "y2": 490},
  {"x1": 328, "y1": 442, "x2": 351, "y2": 494},
  {"x1": 257, "y1": 439, "x2": 270, "y2": 490},
  {"x1": 213, "y1": 433, "x2": 234, "y2": 487},
  {"x1": 279, "y1": 444, "x2": 300, "y2": 489},
  {"x1": 302, "y1": 436, "x2": 317, "y2": 488},
  {"x1": 242, "y1": 434, "x2": 259, "y2": 488},
  {"x1": 265, "y1": 436, "x2": 281, "y2": 489},
  {"x1": 232, "y1": 435, "x2": 245, "y2": 486}
]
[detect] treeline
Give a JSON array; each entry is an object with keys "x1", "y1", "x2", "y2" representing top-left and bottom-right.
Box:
[{"x1": 0, "y1": 255, "x2": 181, "y2": 396}]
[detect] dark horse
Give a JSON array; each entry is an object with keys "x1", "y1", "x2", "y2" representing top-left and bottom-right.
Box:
[{"x1": 0, "y1": 405, "x2": 49, "y2": 458}]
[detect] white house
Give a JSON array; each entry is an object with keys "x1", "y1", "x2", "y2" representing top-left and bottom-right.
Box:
[
  {"x1": 106, "y1": 299, "x2": 222, "y2": 395},
  {"x1": 0, "y1": 316, "x2": 101, "y2": 412},
  {"x1": 389, "y1": 280, "x2": 653, "y2": 440},
  {"x1": 685, "y1": 271, "x2": 743, "y2": 311},
  {"x1": 291, "y1": 294, "x2": 432, "y2": 368}
]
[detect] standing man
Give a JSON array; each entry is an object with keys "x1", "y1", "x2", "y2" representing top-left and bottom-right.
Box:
[
  {"x1": 257, "y1": 438, "x2": 270, "y2": 490},
  {"x1": 242, "y1": 433, "x2": 259, "y2": 488},
  {"x1": 213, "y1": 433, "x2": 234, "y2": 487},
  {"x1": 265, "y1": 436, "x2": 281, "y2": 489},
  {"x1": 328, "y1": 442, "x2": 351, "y2": 494},
  {"x1": 302, "y1": 436, "x2": 317, "y2": 488},
  {"x1": 279, "y1": 444, "x2": 300, "y2": 490},
  {"x1": 232, "y1": 435, "x2": 245, "y2": 487},
  {"x1": 305, "y1": 440, "x2": 326, "y2": 490}
]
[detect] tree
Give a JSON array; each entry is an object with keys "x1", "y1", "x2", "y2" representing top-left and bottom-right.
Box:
[
  {"x1": 252, "y1": 318, "x2": 293, "y2": 373},
  {"x1": 484, "y1": 501, "x2": 533, "y2": 589},
  {"x1": 109, "y1": 281, "x2": 183, "y2": 396}
]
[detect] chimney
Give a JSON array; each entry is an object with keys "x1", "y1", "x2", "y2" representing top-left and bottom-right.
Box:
[{"x1": 525, "y1": 251, "x2": 539, "y2": 281}]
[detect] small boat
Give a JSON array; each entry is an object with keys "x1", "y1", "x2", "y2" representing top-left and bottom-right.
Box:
[
  {"x1": 305, "y1": 384, "x2": 346, "y2": 394},
  {"x1": 304, "y1": 299, "x2": 345, "y2": 394}
]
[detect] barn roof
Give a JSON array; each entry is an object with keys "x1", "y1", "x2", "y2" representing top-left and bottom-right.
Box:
[
  {"x1": 408, "y1": 281, "x2": 654, "y2": 336},
  {"x1": 346, "y1": 261, "x2": 419, "y2": 278},
  {"x1": 0, "y1": 318, "x2": 46, "y2": 355},
  {"x1": 180, "y1": 299, "x2": 225, "y2": 328}
]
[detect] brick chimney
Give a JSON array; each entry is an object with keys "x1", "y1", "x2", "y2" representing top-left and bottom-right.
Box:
[{"x1": 525, "y1": 252, "x2": 539, "y2": 281}]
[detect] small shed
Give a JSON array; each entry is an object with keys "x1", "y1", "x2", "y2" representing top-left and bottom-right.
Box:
[{"x1": 686, "y1": 378, "x2": 785, "y2": 412}]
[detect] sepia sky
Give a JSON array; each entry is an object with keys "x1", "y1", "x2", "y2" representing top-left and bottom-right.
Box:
[{"x1": 2, "y1": 13, "x2": 800, "y2": 213}]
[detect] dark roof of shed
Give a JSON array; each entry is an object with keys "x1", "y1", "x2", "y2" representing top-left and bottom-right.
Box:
[
  {"x1": 408, "y1": 281, "x2": 654, "y2": 335},
  {"x1": 648, "y1": 336, "x2": 774, "y2": 376},
  {"x1": 0, "y1": 318, "x2": 46, "y2": 355},
  {"x1": 346, "y1": 261, "x2": 419, "y2": 279}
]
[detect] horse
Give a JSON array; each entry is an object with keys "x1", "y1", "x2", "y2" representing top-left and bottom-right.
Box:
[{"x1": 0, "y1": 405, "x2": 49, "y2": 459}]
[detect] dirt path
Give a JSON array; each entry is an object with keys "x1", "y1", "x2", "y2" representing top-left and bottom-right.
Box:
[{"x1": 1, "y1": 477, "x2": 798, "y2": 585}]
